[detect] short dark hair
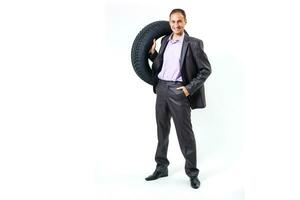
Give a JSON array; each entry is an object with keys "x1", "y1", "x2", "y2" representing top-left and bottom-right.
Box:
[{"x1": 169, "y1": 8, "x2": 186, "y2": 20}]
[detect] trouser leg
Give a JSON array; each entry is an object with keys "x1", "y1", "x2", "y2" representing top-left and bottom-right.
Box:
[
  {"x1": 154, "y1": 82, "x2": 171, "y2": 170},
  {"x1": 167, "y1": 86, "x2": 199, "y2": 178}
]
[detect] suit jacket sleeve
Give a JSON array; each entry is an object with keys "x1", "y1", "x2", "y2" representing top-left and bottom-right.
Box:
[
  {"x1": 148, "y1": 36, "x2": 168, "y2": 62},
  {"x1": 149, "y1": 51, "x2": 158, "y2": 62},
  {"x1": 185, "y1": 40, "x2": 211, "y2": 95},
  {"x1": 149, "y1": 50, "x2": 158, "y2": 81}
]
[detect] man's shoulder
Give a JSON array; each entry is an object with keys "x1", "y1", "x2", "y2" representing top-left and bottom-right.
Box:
[
  {"x1": 186, "y1": 35, "x2": 204, "y2": 49},
  {"x1": 187, "y1": 36, "x2": 203, "y2": 44},
  {"x1": 162, "y1": 35, "x2": 170, "y2": 41}
]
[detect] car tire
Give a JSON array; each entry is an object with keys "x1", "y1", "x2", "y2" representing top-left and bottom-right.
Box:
[{"x1": 131, "y1": 21, "x2": 172, "y2": 85}]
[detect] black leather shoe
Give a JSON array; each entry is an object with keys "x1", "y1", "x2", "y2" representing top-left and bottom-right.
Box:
[
  {"x1": 190, "y1": 177, "x2": 200, "y2": 189},
  {"x1": 145, "y1": 168, "x2": 168, "y2": 181}
]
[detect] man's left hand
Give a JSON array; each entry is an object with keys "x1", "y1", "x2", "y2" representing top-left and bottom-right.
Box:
[{"x1": 176, "y1": 86, "x2": 190, "y2": 97}]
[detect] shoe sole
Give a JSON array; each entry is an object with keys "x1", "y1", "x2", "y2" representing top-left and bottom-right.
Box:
[{"x1": 145, "y1": 174, "x2": 168, "y2": 181}]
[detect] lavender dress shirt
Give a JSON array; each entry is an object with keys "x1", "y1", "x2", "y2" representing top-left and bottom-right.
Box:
[{"x1": 158, "y1": 33, "x2": 184, "y2": 82}]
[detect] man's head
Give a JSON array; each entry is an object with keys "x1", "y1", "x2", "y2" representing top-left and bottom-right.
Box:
[{"x1": 169, "y1": 9, "x2": 187, "y2": 35}]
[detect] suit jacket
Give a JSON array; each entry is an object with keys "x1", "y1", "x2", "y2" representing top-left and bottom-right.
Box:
[{"x1": 149, "y1": 34, "x2": 211, "y2": 109}]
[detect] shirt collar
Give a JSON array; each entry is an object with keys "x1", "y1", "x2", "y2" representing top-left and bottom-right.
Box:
[{"x1": 168, "y1": 32, "x2": 185, "y2": 43}]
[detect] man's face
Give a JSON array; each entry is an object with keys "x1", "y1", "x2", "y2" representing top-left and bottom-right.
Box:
[{"x1": 169, "y1": 12, "x2": 186, "y2": 35}]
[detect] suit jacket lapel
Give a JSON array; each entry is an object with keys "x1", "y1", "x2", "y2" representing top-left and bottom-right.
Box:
[
  {"x1": 159, "y1": 36, "x2": 169, "y2": 54},
  {"x1": 180, "y1": 35, "x2": 189, "y2": 69}
]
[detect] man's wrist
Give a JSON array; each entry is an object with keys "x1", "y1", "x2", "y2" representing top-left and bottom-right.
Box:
[{"x1": 183, "y1": 86, "x2": 190, "y2": 96}]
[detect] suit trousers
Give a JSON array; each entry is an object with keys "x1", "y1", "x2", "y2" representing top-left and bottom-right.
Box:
[{"x1": 155, "y1": 79, "x2": 199, "y2": 178}]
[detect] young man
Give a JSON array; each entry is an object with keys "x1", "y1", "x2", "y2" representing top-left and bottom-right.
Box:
[{"x1": 146, "y1": 8, "x2": 211, "y2": 189}]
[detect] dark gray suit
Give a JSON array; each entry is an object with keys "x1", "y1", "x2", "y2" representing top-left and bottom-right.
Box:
[
  {"x1": 148, "y1": 34, "x2": 211, "y2": 178},
  {"x1": 150, "y1": 34, "x2": 211, "y2": 109}
]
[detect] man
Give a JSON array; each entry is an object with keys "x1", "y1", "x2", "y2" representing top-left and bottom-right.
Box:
[{"x1": 145, "y1": 8, "x2": 211, "y2": 189}]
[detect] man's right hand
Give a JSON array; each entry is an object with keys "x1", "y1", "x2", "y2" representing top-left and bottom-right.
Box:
[{"x1": 149, "y1": 39, "x2": 156, "y2": 55}]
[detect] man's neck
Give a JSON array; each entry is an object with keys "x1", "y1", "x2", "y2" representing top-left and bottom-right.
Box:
[{"x1": 172, "y1": 32, "x2": 184, "y2": 40}]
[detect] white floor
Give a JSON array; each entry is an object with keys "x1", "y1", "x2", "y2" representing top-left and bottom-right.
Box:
[{"x1": 96, "y1": 158, "x2": 244, "y2": 200}]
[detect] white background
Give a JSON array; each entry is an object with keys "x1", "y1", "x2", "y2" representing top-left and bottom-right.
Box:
[{"x1": 1, "y1": 0, "x2": 300, "y2": 199}]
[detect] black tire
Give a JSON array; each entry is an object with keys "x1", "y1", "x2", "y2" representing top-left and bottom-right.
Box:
[{"x1": 131, "y1": 21, "x2": 172, "y2": 85}]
